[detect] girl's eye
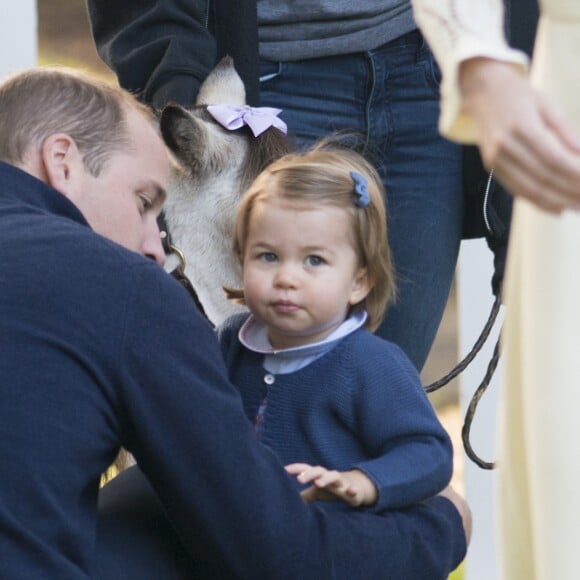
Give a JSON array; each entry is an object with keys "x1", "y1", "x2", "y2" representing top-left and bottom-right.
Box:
[
  {"x1": 258, "y1": 252, "x2": 277, "y2": 263},
  {"x1": 306, "y1": 255, "x2": 325, "y2": 266}
]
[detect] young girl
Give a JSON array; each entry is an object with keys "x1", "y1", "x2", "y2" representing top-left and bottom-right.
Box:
[{"x1": 218, "y1": 143, "x2": 453, "y2": 510}]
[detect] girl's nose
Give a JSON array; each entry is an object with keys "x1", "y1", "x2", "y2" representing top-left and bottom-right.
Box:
[{"x1": 273, "y1": 262, "x2": 298, "y2": 288}]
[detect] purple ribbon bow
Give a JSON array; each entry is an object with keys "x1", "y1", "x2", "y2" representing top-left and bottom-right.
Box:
[{"x1": 207, "y1": 104, "x2": 288, "y2": 137}]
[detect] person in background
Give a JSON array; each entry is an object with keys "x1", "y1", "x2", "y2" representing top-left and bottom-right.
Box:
[
  {"x1": 0, "y1": 65, "x2": 469, "y2": 579},
  {"x1": 87, "y1": 0, "x2": 465, "y2": 371},
  {"x1": 219, "y1": 143, "x2": 453, "y2": 512},
  {"x1": 412, "y1": 1, "x2": 580, "y2": 578}
]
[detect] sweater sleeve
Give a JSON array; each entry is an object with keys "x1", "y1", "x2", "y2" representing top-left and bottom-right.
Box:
[
  {"x1": 350, "y1": 338, "x2": 454, "y2": 511},
  {"x1": 116, "y1": 263, "x2": 466, "y2": 578},
  {"x1": 86, "y1": 0, "x2": 216, "y2": 108},
  {"x1": 411, "y1": 0, "x2": 529, "y2": 142}
]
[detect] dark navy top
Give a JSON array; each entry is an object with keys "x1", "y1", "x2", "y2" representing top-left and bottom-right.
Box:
[
  {"x1": 0, "y1": 161, "x2": 465, "y2": 578},
  {"x1": 219, "y1": 313, "x2": 453, "y2": 512}
]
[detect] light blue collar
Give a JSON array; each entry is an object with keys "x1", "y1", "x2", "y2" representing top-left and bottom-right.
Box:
[{"x1": 239, "y1": 309, "x2": 367, "y2": 374}]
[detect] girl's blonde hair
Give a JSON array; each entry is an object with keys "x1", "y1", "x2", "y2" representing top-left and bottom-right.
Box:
[{"x1": 229, "y1": 140, "x2": 396, "y2": 332}]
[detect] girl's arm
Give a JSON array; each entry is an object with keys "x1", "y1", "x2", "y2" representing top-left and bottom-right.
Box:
[{"x1": 349, "y1": 339, "x2": 453, "y2": 512}]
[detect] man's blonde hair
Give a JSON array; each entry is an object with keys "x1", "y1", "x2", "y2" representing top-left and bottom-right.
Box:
[
  {"x1": 0, "y1": 66, "x2": 155, "y2": 176},
  {"x1": 230, "y1": 142, "x2": 396, "y2": 332}
]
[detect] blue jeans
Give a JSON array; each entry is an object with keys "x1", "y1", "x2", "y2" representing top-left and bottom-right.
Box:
[{"x1": 259, "y1": 30, "x2": 463, "y2": 371}]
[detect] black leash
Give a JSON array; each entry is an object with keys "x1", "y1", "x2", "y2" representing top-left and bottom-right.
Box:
[
  {"x1": 158, "y1": 212, "x2": 210, "y2": 322},
  {"x1": 425, "y1": 293, "x2": 502, "y2": 470}
]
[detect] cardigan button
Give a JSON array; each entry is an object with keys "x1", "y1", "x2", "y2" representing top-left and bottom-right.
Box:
[{"x1": 264, "y1": 373, "x2": 275, "y2": 385}]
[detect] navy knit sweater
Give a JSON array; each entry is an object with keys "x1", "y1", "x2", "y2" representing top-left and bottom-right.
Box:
[{"x1": 219, "y1": 313, "x2": 453, "y2": 512}]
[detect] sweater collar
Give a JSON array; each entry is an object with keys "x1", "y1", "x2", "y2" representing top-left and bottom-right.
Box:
[
  {"x1": 0, "y1": 161, "x2": 90, "y2": 227},
  {"x1": 239, "y1": 308, "x2": 368, "y2": 359}
]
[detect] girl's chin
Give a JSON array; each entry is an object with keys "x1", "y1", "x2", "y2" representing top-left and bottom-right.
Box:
[{"x1": 268, "y1": 326, "x2": 337, "y2": 349}]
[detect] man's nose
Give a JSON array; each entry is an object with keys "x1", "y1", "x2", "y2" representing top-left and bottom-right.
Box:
[{"x1": 142, "y1": 215, "x2": 166, "y2": 266}]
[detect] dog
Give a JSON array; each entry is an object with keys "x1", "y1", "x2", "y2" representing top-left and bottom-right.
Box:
[{"x1": 159, "y1": 57, "x2": 291, "y2": 325}]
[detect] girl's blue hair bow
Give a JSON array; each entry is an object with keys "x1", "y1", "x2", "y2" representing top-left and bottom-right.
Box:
[{"x1": 350, "y1": 171, "x2": 370, "y2": 207}]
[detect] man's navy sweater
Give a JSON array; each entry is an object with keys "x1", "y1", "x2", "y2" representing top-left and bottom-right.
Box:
[{"x1": 0, "y1": 160, "x2": 466, "y2": 578}]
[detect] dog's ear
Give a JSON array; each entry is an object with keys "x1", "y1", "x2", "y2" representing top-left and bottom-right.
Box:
[
  {"x1": 160, "y1": 104, "x2": 211, "y2": 172},
  {"x1": 196, "y1": 56, "x2": 246, "y2": 106}
]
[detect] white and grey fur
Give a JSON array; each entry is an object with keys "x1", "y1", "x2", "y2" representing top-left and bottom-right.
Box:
[{"x1": 159, "y1": 57, "x2": 291, "y2": 325}]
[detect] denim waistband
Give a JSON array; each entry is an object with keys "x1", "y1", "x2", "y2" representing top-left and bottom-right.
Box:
[
  {"x1": 260, "y1": 28, "x2": 425, "y2": 70},
  {"x1": 380, "y1": 28, "x2": 424, "y2": 49}
]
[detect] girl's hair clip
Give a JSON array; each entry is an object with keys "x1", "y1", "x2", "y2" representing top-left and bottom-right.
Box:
[{"x1": 350, "y1": 171, "x2": 370, "y2": 207}]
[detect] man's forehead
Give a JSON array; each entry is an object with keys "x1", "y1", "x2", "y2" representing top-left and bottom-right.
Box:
[{"x1": 122, "y1": 109, "x2": 170, "y2": 204}]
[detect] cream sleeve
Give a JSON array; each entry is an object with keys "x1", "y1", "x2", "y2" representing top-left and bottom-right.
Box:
[{"x1": 412, "y1": 0, "x2": 529, "y2": 142}]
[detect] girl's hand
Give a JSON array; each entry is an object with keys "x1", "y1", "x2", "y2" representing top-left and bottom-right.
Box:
[
  {"x1": 285, "y1": 463, "x2": 378, "y2": 507},
  {"x1": 438, "y1": 485, "x2": 472, "y2": 546}
]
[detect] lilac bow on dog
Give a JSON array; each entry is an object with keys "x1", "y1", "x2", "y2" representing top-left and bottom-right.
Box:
[{"x1": 207, "y1": 104, "x2": 288, "y2": 137}]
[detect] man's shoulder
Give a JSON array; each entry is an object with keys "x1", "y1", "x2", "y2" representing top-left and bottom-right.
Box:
[
  {"x1": 50, "y1": 217, "x2": 164, "y2": 280},
  {"x1": 12, "y1": 210, "x2": 177, "y2": 310}
]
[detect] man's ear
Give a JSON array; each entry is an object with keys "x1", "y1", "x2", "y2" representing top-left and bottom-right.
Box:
[
  {"x1": 349, "y1": 268, "x2": 373, "y2": 305},
  {"x1": 40, "y1": 134, "x2": 84, "y2": 200}
]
